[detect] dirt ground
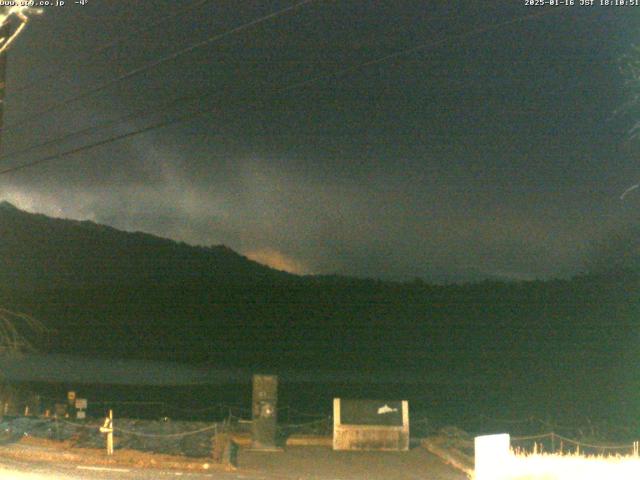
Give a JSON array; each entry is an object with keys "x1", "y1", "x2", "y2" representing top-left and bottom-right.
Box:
[
  {"x1": 6, "y1": 436, "x2": 220, "y2": 471},
  {"x1": 0, "y1": 436, "x2": 469, "y2": 479}
]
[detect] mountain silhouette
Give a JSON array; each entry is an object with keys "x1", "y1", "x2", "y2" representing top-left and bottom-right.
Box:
[
  {"x1": 0, "y1": 201, "x2": 292, "y2": 289},
  {"x1": 0, "y1": 202, "x2": 638, "y2": 390}
]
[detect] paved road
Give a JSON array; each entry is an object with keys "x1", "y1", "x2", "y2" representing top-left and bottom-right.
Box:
[
  {"x1": 0, "y1": 442, "x2": 467, "y2": 480},
  {"x1": 0, "y1": 455, "x2": 281, "y2": 480},
  {"x1": 0, "y1": 457, "x2": 223, "y2": 479}
]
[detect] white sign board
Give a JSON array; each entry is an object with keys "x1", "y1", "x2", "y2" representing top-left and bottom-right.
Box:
[{"x1": 475, "y1": 433, "x2": 511, "y2": 480}]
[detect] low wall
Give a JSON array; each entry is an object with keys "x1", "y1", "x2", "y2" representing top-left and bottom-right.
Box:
[{"x1": 332, "y1": 398, "x2": 409, "y2": 451}]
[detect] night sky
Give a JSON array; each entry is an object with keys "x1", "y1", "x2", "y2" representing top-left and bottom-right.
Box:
[{"x1": 1, "y1": 1, "x2": 639, "y2": 282}]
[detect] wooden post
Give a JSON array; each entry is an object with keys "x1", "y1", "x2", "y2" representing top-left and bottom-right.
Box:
[
  {"x1": 107, "y1": 409, "x2": 113, "y2": 455},
  {"x1": 100, "y1": 409, "x2": 114, "y2": 456},
  {"x1": 0, "y1": 47, "x2": 7, "y2": 153},
  {"x1": 332, "y1": 398, "x2": 340, "y2": 451}
]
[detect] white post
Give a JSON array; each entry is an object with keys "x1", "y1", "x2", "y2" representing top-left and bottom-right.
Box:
[
  {"x1": 100, "y1": 409, "x2": 114, "y2": 456},
  {"x1": 475, "y1": 433, "x2": 511, "y2": 480},
  {"x1": 107, "y1": 409, "x2": 113, "y2": 455},
  {"x1": 332, "y1": 398, "x2": 340, "y2": 451}
]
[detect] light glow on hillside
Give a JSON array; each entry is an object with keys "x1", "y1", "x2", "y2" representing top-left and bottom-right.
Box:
[{"x1": 245, "y1": 248, "x2": 309, "y2": 274}]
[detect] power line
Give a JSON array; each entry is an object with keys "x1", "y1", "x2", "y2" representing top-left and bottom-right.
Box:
[
  {"x1": 2, "y1": 0, "x2": 317, "y2": 134},
  {"x1": 0, "y1": 109, "x2": 203, "y2": 176},
  {"x1": 279, "y1": 6, "x2": 567, "y2": 94},
  {"x1": 0, "y1": 5, "x2": 565, "y2": 167},
  {"x1": 0, "y1": 7, "x2": 567, "y2": 177},
  {"x1": 10, "y1": 0, "x2": 213, "y2": 96},
  {"x1": 0, "y1": 0, "x2": 318, "y2": 162},
  {"x1": 0, "y1": 88, "x2": 207, "y2": 163}
]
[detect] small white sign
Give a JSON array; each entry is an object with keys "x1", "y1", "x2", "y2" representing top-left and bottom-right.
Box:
[
  {"x1": 75, "y1": 398, "x2": 87, "y2": 409},
  {"x1": 76, "y1": 410, "x2": 86, "y2": 420}
]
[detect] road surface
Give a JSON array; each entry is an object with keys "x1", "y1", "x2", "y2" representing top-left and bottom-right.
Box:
[
  {"x1": 0, "y1": 442, "x2": 467, "y2": 479},
  {"x1": 0, "y1": 456, "x2": 248, "y2": 479}
]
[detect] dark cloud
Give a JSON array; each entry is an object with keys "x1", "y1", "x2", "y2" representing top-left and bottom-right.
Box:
[
  {"x1": 584, "y1": 222, "x2": 640, "y2": 274},
  {"x1": 0, "y1": 1, "x2": 638, "y2": 281}
]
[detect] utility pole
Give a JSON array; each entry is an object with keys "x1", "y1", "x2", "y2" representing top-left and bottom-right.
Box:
[
  {"x1": 0, "y1": 22, "x2": 9, "y2": 153},
  {"x1": 0, "y1": 7, "x2": 41, "y2": 152}
]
